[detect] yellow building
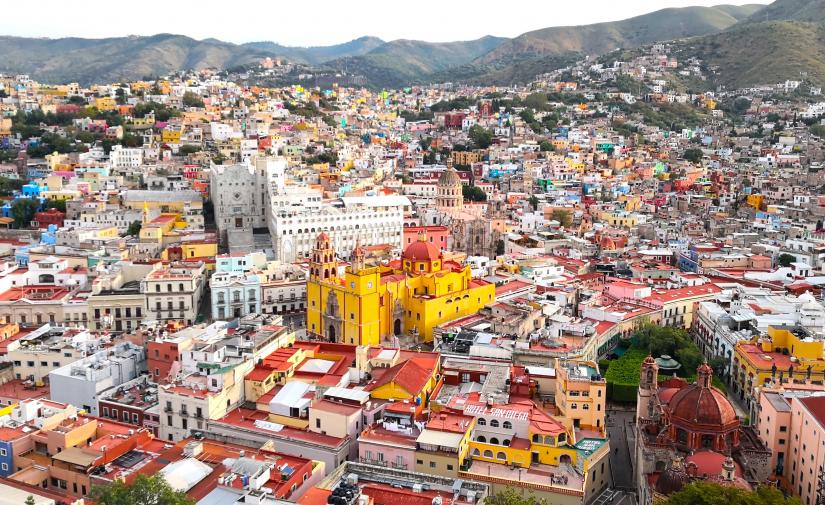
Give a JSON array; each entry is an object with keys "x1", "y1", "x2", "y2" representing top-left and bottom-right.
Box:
[
  {"x1": 307, "y1": 232, "x2": 495, "y2": 344},
  {"x1": 554, "y1": 359, "x2": 607, "y2": 433},
  {"x1": 94, "y1": 97, "x2": 117, "y2": 112},
  {"x1": 734, "y1": 324, "x2": 825, "y2": 411},
  {"x1": 161, "y1": 127, "x2": 182, "y2": 144},
  {"x1": 746, "y1": 194, "x2": 764, "y2": 210},
  {"x1": 364, "y1": 356, "x2": 440, "y2": 405},
  {"x1": 599, "y1": 211, "x2": 638, "y2": 228}
]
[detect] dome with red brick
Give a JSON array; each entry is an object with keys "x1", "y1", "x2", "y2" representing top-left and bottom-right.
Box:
[
  {"x1": 668, "y1": 363, "x2": 738, "y2": 428},
  {"x1": 402, "y1": 234, "x2": 442, "y2": 262}
]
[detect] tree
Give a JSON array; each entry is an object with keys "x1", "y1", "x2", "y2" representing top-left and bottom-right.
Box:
[
  {"x1": 675, "y1": 346, "x2": 703, "y2": 373},
  {"x1": 182, "y1": 91, "x2": 204, "y2": 108},
  {"x1": 777, "y1": 253, "x2": 795, "y2": 267},
  {"x1": 43, "y1": 199, "x2": 66, "y2": 212},
  {"x1": 468, "y1": 125, "x2": 493, "y2": 149},
  {"x1": 709, "y1": 356, "x2": 728, "y2": 378},
  {"x1": 528, "y1": 195, "x2": 539, "y2": 211},
  {"x1": 551, "y1": 209, "x2": 572, "y2": 228},
  {"x1": 731, "y1": 97, "x2": 752, "y2": 115},
  {"x1": 126, "y1": 221, "x2": 142, "y2": 237},
  {"x1": 496, "y1": 239, "x2": 505, "y2": 256},
  {"x1": 178, "y1": 145, "x2": 201, "y2": 155},
  {"x1": 539, "y1": 140, "x2": 554, "y2": 152},
  {"x1": 89, "y1": 473, "x2": 194, "y2": 505},
  {"x1": 487, "y1": 488, "x2": 544, "y2": 505},
  {"x1": 11, "y1": 198, "x2": 39, "y2": 228},
  {"x1": 683, "y1": 148, "x2": 703, "y2": 164},
  {"x1": 661, "y1": 482, "x2": 800, "y2": 505},
  {"x1": 115, "y1": 87, "x2": 127, "y2": 105},
  {"x1": 24, "y1": 495, "x2": 35, "y2": 505},
  {"x1": 0, "y1": 177, "x2": 24, "y2": 196},
  {"x1": 462, "y1": 185, "x2": 487, "y2": 202}
]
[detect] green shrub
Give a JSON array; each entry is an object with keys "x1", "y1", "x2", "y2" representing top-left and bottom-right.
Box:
[{"x1": 604, "y1": 348, "x2": 648, "y2": 402}]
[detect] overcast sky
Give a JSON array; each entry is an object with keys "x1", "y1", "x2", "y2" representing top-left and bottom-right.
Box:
[{"x1": 8, "y1": 0, "x2": 771, "y2": 46}]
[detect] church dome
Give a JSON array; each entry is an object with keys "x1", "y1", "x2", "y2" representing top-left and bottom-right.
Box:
[
  {"x1": 669, "y1": 364, "x2": 737, "y2": 427},
  {"x1": 438, "y1": 167, "x2": 461, "y2": 187},
  {"x1": 402, "y1": 235, "x2": 441, "y2": 262}
]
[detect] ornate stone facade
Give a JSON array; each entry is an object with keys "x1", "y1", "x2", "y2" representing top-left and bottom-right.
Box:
[{"x1": 634, "y1": 358, "x2": 772, "y2": 505}]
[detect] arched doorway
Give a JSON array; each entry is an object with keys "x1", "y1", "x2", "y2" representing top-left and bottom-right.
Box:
[
  {"x1": 394, "y1": 319, "x2": 402, "y2": 335},
  {"x1": 328, "y1": 325, "x2": 336, "y2": 342},
  {"x1": 559, "y1": 454, "x2": 572, "y2": 465}
]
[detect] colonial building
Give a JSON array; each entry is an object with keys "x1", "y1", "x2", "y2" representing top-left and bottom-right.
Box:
[
  {"x1": 142, "y1": 262, "x2": 206, "y2": 326},
  {"x1": 209, "y1": 157, "x2": 285, "y2": 248},
  {"x1": 307, "y1": 231, "x2": 495, "y2": 344}
]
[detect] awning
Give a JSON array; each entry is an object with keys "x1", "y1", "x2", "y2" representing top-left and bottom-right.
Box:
[{"x1": 415, "y1": 429, "x2": 464, "y2": 448}]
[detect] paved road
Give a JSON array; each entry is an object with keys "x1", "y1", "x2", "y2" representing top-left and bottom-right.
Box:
[{"x1": 606, "y1": 409, "x2": 636, "y2": 491}]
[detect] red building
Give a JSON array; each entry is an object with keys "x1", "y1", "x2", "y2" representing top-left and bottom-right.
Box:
[
  {"x1": 403, "y1": 226, "x2": 449, "y2": 252},
  {"x1": 32, "y1": 208, "x2": 65, "y2": 229},
  {"x1": 97, "y1": 376, "x2": 160, "y2": 436},
  {"x1": 443, "y1": 112, "x2": 466, "y2": 129},
  {"x1": 147, "y1": 337, "x2": 192, "y2": 383}
]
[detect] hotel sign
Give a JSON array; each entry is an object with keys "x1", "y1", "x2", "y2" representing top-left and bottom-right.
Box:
[{"x1": 465, "y1": 404, "x2": 529, "y2": 422}]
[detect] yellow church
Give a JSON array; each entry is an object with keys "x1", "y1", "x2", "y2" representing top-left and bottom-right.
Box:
[{"x1": 307, "y1": 232, "x2": 495, "y2": 345}]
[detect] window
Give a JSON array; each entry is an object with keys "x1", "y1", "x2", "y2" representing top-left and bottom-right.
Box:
[
  {"x1": 429, "y1": 461, "x2": 436, "y2": 468},
  {"x1": 503, "y1": 421, "x2": 512, "y2": 429},
  {"x1": 490, "y1": 419, "x2": 499, "y2": 428},
  {"x1": 477, "y1": 418, "x2": 486, "y2": 426},
  {"x1": 316, "y1": 418, "x2": 321, "y2": 429}
]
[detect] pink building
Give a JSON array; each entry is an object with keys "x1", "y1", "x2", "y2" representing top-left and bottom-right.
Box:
[
  {"x1": 756, "y1": 390, "x2": 792, "y2": 483},
  {"x1": 358, "y1": 420, "x2": 418, "y2": 470},
  {"x1": 606, "y1": 280, "x2": 651, "y2": 300},
  {"x1": 403, "y1": 226, "x2": 449, "y2": 252},
  {"x1": 758, "y1": 390, "x2": 825, "y2": 503},
  {"x1": 789, "y1": 395, "x2": 825, "y2": 505}
]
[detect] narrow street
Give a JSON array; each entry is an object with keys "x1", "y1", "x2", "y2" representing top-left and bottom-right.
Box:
[{"x1": 606, "y1": 408, "x2": 636, "y2": 491}]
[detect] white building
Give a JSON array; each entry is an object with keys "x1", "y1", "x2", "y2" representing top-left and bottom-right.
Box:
[
  {"x1": 48, "y1": 342, "x2": 147, "y2": 415},
  {"x1": 269, "y1": 195, "x2": 409, "y2": 262},
  {"x1": 109, "y1": 145, "x2": 144, "y2": 169},
  {"x1": 210, "y1": 156, "x2": 286, "y2": 246}
]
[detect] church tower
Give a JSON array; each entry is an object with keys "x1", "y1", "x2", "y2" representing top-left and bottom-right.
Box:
[
  {"x1": 351, "y1": 239, "x2": 366, "y2": 273},
  {"x1": 310, "y1": 232, "x2": 337, "y2": 282},
  {"x1": 436, "y1": 160, "x2": 463, "y2": 212},
  {"x1": 637, "y1": 354, "x2": 660, "y2": 422}
]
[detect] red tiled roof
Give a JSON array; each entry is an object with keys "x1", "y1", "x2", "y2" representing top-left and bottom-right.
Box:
[{"x1": 365, "y1": 359, "x2": 432, "y2": 396}]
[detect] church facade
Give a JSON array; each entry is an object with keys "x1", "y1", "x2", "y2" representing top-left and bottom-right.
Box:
[
  {"x1": 634, "y1": 356, "x2": 771, "y2": 505},
  {"x1": 306, "y1": 232, "x2": 496, "y2": 345}
]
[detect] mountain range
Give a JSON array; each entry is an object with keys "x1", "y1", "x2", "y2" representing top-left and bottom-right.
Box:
[{"x1": 1, "y1": 0, "x2": 823, "y2": 89}]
